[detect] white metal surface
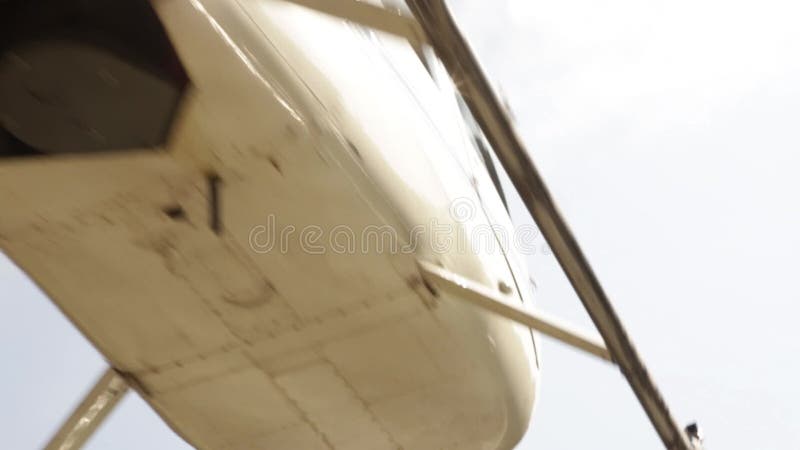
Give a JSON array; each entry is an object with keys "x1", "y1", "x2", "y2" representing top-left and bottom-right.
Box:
[
  {"x1": 0, "y1": 1, "x2": 538, "y2": 449},
  {"x1": 280, "y1": 0, "x2": 423, "y2": 45}
]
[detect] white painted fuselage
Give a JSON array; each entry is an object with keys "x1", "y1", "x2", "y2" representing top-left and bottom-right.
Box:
[{"x1": 0, "y1": 1, "x2": 539, "y2": 448}]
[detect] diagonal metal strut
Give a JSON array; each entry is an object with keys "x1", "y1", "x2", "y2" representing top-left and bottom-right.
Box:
[
  {"x1": 405, "y1": 1, "x2": 696, "y2": 449},
  {"x1": 417, "y1": 260, "x2": 612, "y2": 362},
  {"x1": 45, "y1": 368, "x2": 128, "y2": 450}
]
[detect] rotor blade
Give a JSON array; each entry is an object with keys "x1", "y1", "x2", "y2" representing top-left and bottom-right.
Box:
[{"x1": 405, "y1": 2, "x2": 694, "y2": 449}]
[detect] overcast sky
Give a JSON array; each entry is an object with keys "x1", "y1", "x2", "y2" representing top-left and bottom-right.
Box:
[{"x1": 3, "y1": 0, "x2": 800, "y2": 448}]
